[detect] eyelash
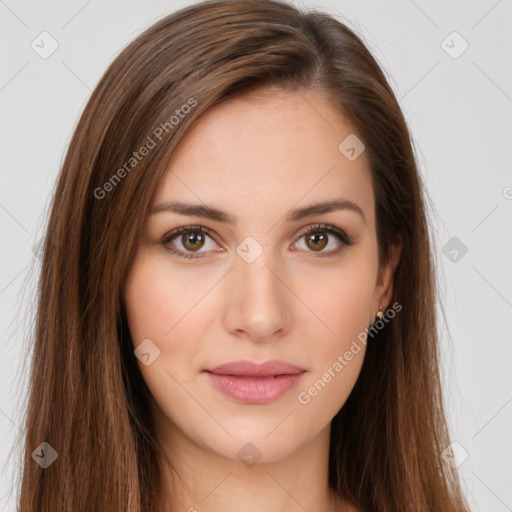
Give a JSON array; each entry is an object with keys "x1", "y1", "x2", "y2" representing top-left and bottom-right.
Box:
[{"x1": 160, "y1": 223, "x2": 354, "y2": 260}]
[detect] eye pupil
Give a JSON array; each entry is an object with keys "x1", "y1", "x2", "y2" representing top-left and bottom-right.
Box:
[
  {"x1": 306, "y1": 232, "x2": 327, "y2": 251},
  {"x1": 183, "y1": 231, "x2": 205, "y2": 251}
]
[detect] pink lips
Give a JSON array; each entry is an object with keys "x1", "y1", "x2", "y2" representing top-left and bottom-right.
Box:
[{"x1": 203, "y1": 360, "x2": 306, "y2": 404}]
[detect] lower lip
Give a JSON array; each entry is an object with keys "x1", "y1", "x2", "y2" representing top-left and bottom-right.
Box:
[{"x1": 204, "y1": 371, "x2": 305, "y2": 404}]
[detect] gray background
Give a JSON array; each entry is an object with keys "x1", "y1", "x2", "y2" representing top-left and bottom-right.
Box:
[{"x1": 1, "y1": 0, "x2": 511, "y2": 510}]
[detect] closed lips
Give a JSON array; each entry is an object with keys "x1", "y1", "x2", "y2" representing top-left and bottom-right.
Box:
[
  {"x1": 203, "y1": 360, "x2": 306, "y2": 404},
  {"x1": 204, "y1": 359, "x2": 306, "y2": 377}
]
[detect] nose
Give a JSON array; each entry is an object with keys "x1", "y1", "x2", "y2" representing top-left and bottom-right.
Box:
[{"x1": 222, "y1": 246, "x2": 292, "y2": 342}]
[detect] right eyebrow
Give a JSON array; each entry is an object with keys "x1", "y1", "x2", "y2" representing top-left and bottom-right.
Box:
[{"x1": 150, "y1": 200, "x2": 237, "y2": 224}]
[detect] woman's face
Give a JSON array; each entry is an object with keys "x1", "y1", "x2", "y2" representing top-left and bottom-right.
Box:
[{"x1": 124, "y1": 88, "x2": 401, "y2": 464}]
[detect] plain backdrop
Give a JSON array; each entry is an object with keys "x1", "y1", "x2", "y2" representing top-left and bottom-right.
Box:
[{"x1": 1, "y1": 1, "x2": 511, "y2": 510}]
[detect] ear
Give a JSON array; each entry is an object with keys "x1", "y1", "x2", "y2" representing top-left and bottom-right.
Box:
[{"x1": 374, "y1": 234, "x2": 402, "y2": 313}]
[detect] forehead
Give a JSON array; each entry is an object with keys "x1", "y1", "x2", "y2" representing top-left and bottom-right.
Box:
[{"x1": 152, "y1": 89, "x2": 375, "y2": 231}]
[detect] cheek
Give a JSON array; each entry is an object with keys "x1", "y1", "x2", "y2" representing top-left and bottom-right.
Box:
[
  {"x1": 294, "y1": 303, "x2": 368, "y2": 420},
  {"x1": 293, "y1": 256, "x2": 376, "y2": 411},
  {"x1": 123, "y1": 248, "x2": 212, "y2": 344},
  {"x1": 123, "y1": 250, "x2": 210, "y2": 423},
  {"x1": 123, "y1": 250, "x2": 204, "y2": 401},
  {"x1": 123, "y1": 248, "x2": 230, "y2": 390},
  {"x1": 301, "y1": 254, "x2": 377, "y2": 345}
]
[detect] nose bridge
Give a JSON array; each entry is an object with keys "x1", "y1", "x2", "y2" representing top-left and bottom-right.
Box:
[{"x1": 223, "y1": 236, "x2": 291, "y2": 339}]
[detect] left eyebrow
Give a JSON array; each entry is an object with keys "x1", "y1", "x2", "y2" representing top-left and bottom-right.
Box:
[{"x1": 150, "y1": 198, "x2": 366, "y2": 225}]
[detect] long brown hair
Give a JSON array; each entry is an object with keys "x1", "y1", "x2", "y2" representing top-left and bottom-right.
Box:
[{"x1": 14, "y1": 0, "x2": 470, "y2": 510}]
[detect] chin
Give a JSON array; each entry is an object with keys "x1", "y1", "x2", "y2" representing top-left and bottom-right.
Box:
[{"x1": 187, "y1": 413, "x2": 321, "y2": 465}]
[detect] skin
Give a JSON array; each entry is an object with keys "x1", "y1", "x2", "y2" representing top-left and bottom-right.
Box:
[{"x1": 123, "y1": 87, "x2": 402, "y2": 512}]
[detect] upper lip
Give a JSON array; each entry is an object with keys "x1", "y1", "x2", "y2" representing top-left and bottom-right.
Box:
[{"x1": 204, "y1": 359, "x2": 305, "y2": 377}]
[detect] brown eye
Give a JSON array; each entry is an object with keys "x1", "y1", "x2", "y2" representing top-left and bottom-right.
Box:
[
  {"x1": 161, "y1": 225, "x2": 217, "y2": 260},
  {"x1": 294, "y1": 223, "x2": 353, "y2": 257},
  {"x1": 181, "y1": 231, "x2": 205, "y2": 251},
  {"x1": 305, "y1": 231, "x2": 328, "y2": 251}
]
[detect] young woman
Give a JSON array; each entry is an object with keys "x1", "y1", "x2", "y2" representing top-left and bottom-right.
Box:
[{"x1": 15, "y1": 0, "x2": 471, "y2": 510}]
